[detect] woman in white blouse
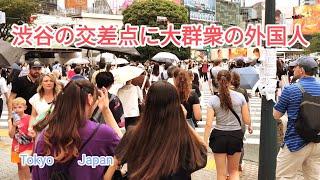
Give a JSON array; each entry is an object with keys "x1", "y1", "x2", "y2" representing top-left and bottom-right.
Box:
[{"x1": 28, "y1": 73, "x2": 61, "y2": 137}]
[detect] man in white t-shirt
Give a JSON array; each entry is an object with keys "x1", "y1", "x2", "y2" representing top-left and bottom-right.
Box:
[
  {"x1": 209, "y1": 60, "x2": 226, "y2": 94},
  {"x1": 117, "y1": 80, "x2": 143, "y2": 130},
  {"x1": 52, "y1": 61, "x2": 62, "y2": 74}
]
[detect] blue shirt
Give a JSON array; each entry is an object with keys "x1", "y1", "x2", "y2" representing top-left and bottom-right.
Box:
[{"x1": 274, "y1": 77, "x2": 320, "y2": 152}]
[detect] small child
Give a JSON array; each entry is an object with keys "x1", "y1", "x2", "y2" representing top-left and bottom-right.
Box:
[{"x1": 8, "y1": 97, "x2": 33, "y2": 180}]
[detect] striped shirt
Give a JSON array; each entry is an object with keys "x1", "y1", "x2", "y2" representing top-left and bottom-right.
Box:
[{"x1": 274, "y1": 77, "x2": 320, "y2": 152}]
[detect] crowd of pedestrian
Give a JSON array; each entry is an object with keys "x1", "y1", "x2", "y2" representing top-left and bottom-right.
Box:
[{"x1": 3, "y1": 52, "x2": 320, "y2": 180}]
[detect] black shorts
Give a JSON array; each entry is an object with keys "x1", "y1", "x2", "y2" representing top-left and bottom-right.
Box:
[{"x1": 209, "y1": 129, "x2": 244, "y2": 155}]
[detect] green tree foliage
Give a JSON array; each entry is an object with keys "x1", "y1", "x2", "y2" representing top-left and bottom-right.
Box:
[
  {"x1": 305, "y1": 34, "x2": 320, "y2": 54},
  {"x1": 0, "y1": 0, "x2": 40, "y2": 40},
  {"x1": 123, "y1": 0, "x2": 190, "y2": 61}
]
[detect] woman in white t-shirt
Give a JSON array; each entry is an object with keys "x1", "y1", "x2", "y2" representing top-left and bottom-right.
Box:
[{"x1": 28, "y1": 73, "x2": 62, "y2": 137}]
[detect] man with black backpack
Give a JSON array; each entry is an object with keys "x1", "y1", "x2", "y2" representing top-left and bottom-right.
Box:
[{"x1": 273, "y1": 56, "x2": 320, "y2": 179}]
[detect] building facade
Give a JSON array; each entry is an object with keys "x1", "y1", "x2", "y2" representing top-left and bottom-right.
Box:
[
  {"x1": 225, "y1": 0, "x2": 241, "y2": 4},
  {"x1": 300, "y1": 0, "x2": 317, "y2": 5},
  {"x1": 65, "y1": 0, "x2": 87, "y2": 10},
  {"x1": 39, "y1": 0, "x2": 58, "y2": 14},
  {"x1": 240, "y1": 7, "x2": 258, "y2": 27},
  {"x1": 92, "y1": 0, "x2": 113, "y2": 14},
  {"x1": 215, "y1": 0, "x2": 244, "y2": 28}
]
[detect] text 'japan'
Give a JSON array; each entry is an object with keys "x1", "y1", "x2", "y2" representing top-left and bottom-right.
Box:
[{"x1": 10, "y1": 23, "x2": 310, "y2": 48}]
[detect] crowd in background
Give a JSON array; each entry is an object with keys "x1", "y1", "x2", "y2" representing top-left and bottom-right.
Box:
[{"x1": 4, "y1": 51, "x2": 320, "y2": 180}]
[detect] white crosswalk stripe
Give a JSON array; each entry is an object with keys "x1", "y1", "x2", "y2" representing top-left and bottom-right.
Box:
[{"x1": 0, "y1": 110, "x2": 9, "y2": 128}]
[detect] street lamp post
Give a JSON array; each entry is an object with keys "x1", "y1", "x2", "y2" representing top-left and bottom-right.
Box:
[{"x1": 258, "y1": 0, "x2": 278, "y2": 180}]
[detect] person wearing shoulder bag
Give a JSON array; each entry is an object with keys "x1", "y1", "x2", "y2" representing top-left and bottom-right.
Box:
[
  {"x1": 204, "y1": 70, "x2": 252, "y2": 180},
  {"x1": 27, "y1": 73, "x2": 62, "y2": 139},
  {"x1": 32, "y1": 80, "x2": 121, "y2": 180}
]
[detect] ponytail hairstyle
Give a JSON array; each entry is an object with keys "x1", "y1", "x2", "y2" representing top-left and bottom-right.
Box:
[{"x1": 217, "y1": 70, "x2": 232, "y2": 110}]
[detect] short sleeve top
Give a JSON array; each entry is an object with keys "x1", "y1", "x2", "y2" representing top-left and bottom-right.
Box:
[
  {"x1": 29, "y1": 93, "x2": 52, "y2": 117},
  {"x1": 182, "y1": 91, "x2": 200, "y2": 119},
  {"x1": 11, "y1": 76, "x2": 38, "y2": 115},
  {"x1": 208, "y1": 90, "x2": 247, "y2": 131},
  {"x1": 32, "y1": 120, "x2": 120, "y2": 180}
]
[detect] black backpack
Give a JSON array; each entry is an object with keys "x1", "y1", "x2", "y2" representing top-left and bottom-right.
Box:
[{"x1": 295, "y1": 83, "x2": 320, "y2": 143}]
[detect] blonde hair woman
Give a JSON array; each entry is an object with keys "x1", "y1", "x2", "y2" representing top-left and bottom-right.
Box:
[{"x1": 27, "y1": 73, "x2": 62, "y2": 137}]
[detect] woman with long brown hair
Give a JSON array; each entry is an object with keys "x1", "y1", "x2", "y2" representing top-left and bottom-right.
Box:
[
  {"x1": 105, "y1": 81, "x2": 207, "y2": 180},
  {"x1": 174, "y1": 69, "x2": 202, "y2": 128},
  {"x1": 32, "y1": 80, "x2": 121, "y2": 180},
  {"x1": 204, "y1": 70, "x2": 252, "y2": 180}
]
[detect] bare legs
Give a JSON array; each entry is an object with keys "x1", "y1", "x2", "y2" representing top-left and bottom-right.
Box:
[{"x1": 214, "y1": 152, "x2": 241, "y2": 180}]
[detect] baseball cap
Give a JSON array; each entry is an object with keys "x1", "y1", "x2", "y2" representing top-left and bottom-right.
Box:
[
  {"x1": 29, "y1": 60, "x2": 43, "y2": 68},
  {"x1": 290, "y1": 56, "x2": 318, "y2": 72}
]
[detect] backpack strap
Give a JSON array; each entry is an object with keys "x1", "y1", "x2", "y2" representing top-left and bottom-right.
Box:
[
  {"x1": 78, "y1": 123, "x2": 101, "y2": 153},
  {"x1": 109, "y1": 93, "x2": 116, "y2": 102},
  {"x1": 216, "y1": 94, "x2": 241, "y2": 126},
  {"x1": 91, "y1": 94, "x2": 116, "y2": 122},
  {"x1": 53, "y1": 123, "x2": 101, "y2": 169},
  {"x1": 296, "y1": 82, "x2": 305, "y2": 94},
  {"x1": 228, "y1": 107, "x2": 242, "y2": 126}
]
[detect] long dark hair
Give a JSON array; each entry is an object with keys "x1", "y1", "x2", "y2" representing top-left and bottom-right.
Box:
[
  {"x1": 174, "y1": 69, "x2": 192, "y2": 102},
  {"x1": 39, "y1": 80, "x2": 97, "y2": 163},
  {"x1": 231, "y1": 71, "x2": 240, "y2": 89},
  {"x1": 116, "y1": 81, "x2": 206, "y2": 179},
  {"x1": 7, "y1": 69, "x2": 21, "y2": 85},
  {"x1": 217, "y1": 70, "x2": 232, "y2": 110},
  {"x1": 152, "y1": 63, "x2": 160, "y2": 76}
]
